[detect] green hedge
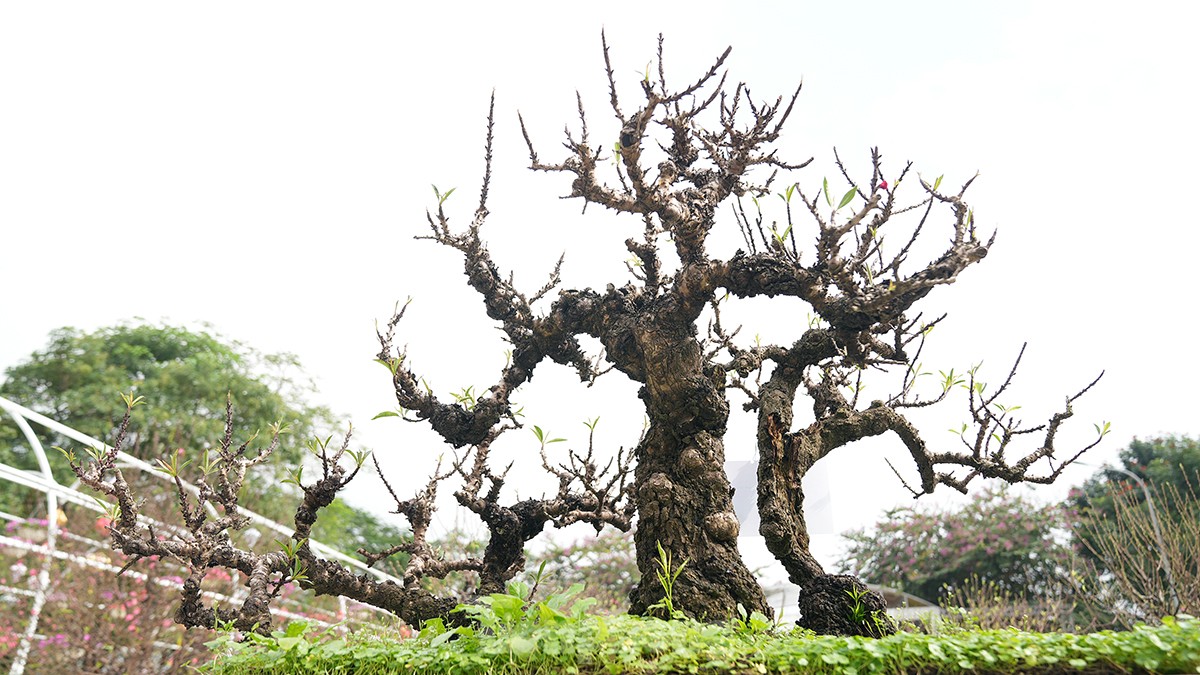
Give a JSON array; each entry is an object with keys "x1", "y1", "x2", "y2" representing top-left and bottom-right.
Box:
[{"x1": 203, "y1": 615, "x2": 1200, "y2": 674}]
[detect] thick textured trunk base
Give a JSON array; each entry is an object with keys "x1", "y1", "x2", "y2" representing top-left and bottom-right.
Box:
[
  {"x1": 627, "y1": 427, "x2": 771, "y2": 621},
  {"x1": 628, "y1": 465, "x2": 772, "y2": 620},
  {"x1": 795, "y1": 574, "x2": 896, "y2": 637}
]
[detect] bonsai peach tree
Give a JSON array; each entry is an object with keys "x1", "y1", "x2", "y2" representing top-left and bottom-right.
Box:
[{"x1": 65, "y1": 34, "x2": 1104, "y2": 638}]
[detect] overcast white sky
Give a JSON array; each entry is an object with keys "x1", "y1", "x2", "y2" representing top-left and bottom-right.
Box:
[{"x1": 2, "y1": 2, "x2": 1198, "y2": 571}]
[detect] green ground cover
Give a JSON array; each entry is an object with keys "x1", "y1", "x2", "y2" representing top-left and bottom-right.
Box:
[{"x1": 203, "y1": 614, "x2": 1200, "y2": 674}]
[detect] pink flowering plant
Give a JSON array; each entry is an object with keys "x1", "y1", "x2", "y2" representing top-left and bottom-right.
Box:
[
  {"x1": 839, "y1": 485, "x2": 1072, "y2": 605},
  {"x1": 0, "y1": 508, "x2": 376, "y2": 673},
  {"x1": 0, "y1": 534, "x2": 211, "y2": 673}
]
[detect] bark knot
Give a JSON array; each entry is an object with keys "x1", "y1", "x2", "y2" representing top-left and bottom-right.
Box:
[{"x1": 704, "y1": 512, "x2": 740, "y2": 542}]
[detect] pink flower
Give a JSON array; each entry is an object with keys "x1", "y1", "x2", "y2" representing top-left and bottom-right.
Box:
[
  {"x1": 878, "y1": 179, "x2": 889, "y2": 191},
  {"x1": 207, "y1": 568, "x2": 232, "y2": 582}
]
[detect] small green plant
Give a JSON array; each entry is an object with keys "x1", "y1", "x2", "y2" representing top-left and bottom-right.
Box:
[
  {"x1": 845, "y1": 586, "x2": 870, "y2": 624},
  {"x1": 451, "y1": 385, "x2": 477, "y2": 410},
  {"x1": 729, "y1": 603, "x2": 777, "y2": 637},
  {"x1": 432, "y1": 184, "x2": 456, "y2": 207},
  {"x1": 449, "y1": 566, "x2": 597, "y2": 639},
  {"x1": 868, "y1": 610, "x2": 894, "y2": 638},
  {"x1": 646, "y1": 541, "x2": 688, "y2": 620},
  {"x1": 845, "y1": 586, "x2": 892, "y2": 638}
]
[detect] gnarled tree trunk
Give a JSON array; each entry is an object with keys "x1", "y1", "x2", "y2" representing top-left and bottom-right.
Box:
[{"x1": 625, "y1": 320, "x2": 770, "y2": 618}]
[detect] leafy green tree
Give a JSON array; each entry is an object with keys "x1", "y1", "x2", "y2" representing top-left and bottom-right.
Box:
[
  {"x1": 1, "y1": 323, "x2": 321, "y2": 468},
  {"x1": 1071, "y1": 436, "x2": 1200, "y2": 529},
  {"x1": 839, "y1": 486, "x2": 1071, "y2": 603},
  {"x1": 0, "y1": 323, "x2": 405, "y2": 565}
]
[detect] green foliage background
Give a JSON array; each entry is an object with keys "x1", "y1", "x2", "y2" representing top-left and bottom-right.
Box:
[
  {"x1": 1070, "y1": 435, "x2": 1200, "y2": 536},
  {"x1": 841, "y1": 437, "x2": 1200, "y2": 630}
]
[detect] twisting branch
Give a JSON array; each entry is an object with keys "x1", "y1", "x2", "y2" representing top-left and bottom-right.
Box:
[
  {"x1": 65, "y1": 395, "x2": 383, "y2": 634},
  {"x1": 67, "y1": 384, "x2": 641, "y2": 636},
  {"x1": 374, "y1": 300, "x2": 509, "y2": 448},
  {"x1": 527, "y1": 34, "x2": 809, "y2": 266},
  {"x1": 359, "y1": 455, "x2": 481, "y2": 580},
  {"x1": 539, "y1": 421, "x2": 638, "y2": 532}
]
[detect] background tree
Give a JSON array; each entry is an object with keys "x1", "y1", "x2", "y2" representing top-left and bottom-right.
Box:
[
  {"x1": 1071, "y1": 436, "x2": 1200, "y2": 532},
  {"x1": 1068, "y1": 436, "x2": 1200, "y2": 625},
  {"x1": 62, "y1": 36, "x2": 1102, "y2": 638},
  {"x1": 839, "y1": 486, "x2": 1072, "y2": 604},
  {"x1": 0, "y1": 323, "x2": 322, "y2": 465},
  {"x1": 840, "y1": 438, "x2": 1200, "y2": 631}
]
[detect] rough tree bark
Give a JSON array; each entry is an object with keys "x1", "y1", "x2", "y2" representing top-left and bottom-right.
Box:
[
  {"x1": 67, "y1": 33, "x2": 1105, "y2": 637},
  {"x1": 624, "y1": 317, "x2": 768, "y2": 617}
]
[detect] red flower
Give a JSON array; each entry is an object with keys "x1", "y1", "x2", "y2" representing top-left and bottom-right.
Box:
[{"x1": 878, "y1": 179, "x2": 889, "y2": 191}]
